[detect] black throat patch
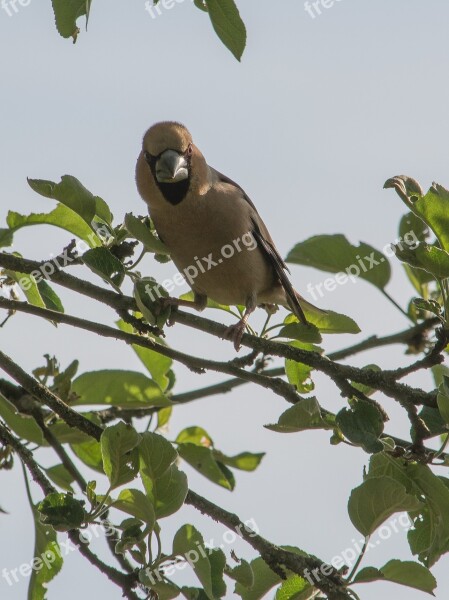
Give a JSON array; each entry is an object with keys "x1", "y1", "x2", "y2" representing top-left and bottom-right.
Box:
[
  {"x1": 156, "y1": 179, "x2": 190, "y2": 206},
  {"x1": 145, "y1": 151, "x2": 191, "y2": 206}
]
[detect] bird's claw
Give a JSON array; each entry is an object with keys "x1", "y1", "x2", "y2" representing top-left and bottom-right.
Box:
[{"x1": 223, "y1": 320, "x2": 246, "y2": 351}]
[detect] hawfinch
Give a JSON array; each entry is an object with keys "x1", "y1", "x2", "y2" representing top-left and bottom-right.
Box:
[{"x1": 136, "y1": 121, "x2": 322, "y2": 350}]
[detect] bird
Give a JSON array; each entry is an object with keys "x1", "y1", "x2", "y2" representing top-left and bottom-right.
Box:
[{"x1": 135, "y1": 121, "x2": 324, "y2": 350}]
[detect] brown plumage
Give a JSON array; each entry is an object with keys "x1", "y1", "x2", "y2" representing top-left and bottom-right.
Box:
[{"x1": 136, "y1": 121, "x2": 323, "y2": 349}]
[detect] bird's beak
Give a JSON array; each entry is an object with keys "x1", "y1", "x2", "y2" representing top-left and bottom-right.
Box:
[{"x1": 155, "y1": 150, "x2": 189, "y2": 183}]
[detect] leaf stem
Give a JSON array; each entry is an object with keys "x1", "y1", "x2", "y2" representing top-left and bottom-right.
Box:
[
  {"x1": 380, "y1": 289, "x2": 413, "y2": 322},
  {"x1": 126, "y1": 247, "x2": 147, "y2": 271},
  {"x1": 347, "y1": 536, "x2": 369, "y2": 582}
]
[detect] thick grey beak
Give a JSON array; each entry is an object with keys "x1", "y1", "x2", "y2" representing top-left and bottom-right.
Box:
[{"x1": 156, "y1": 149, "x2": 189, "y2": 183}]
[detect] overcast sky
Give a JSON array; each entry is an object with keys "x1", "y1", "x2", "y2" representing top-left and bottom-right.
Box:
[{"x1": 1, "y1": 1, "x2": 449, "y2": 598}]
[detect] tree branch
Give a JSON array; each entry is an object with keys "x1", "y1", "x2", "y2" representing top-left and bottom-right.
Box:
[
  {"x1": 0, "y1": 298, "x2": 300, "y2": 405},
  {"x1": 0, "y1": 347, "x2": 103, "y2": 440},
  {"x1": 0, "y1": 422, "x2": 140, "y2": 599},
  {"x1": 186, "y1": 490, "x2": 350, "y2": 600}
]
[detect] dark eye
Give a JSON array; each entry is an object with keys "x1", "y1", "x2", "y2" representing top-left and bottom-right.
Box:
[
  {"x1": 187, "y1": 144, "x2": 193, "y2": 156},
  {"x1": 144, "y1": 151, "x2": 154, "y2": 164}
]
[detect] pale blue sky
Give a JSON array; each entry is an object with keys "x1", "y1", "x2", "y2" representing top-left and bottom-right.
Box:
[{"x1": 1, "y1": 1, "x2": 449, "y2": 598}]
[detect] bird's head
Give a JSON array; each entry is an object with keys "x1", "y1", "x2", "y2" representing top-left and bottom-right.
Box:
[{"x1": 142, "y1": 121, "x2": 193, "y2": 184}]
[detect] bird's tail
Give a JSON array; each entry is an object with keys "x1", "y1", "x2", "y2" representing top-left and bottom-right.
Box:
[{"x1": 286, "y1": 290, "x2": 327, "y2": 325}]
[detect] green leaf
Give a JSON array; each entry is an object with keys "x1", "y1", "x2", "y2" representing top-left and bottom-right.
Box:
[
  {"x1": 6, "y1": 203, "x2": 100, "y2": 247},
  {"x1": 51, "y1": 0, "x2": 92, "y2": 40},
  {"x1": 399, "y1": 212, "x2": 429, "y2": 243},
  {"x1": 82, "y1": 247, "x2": 125, "y2": 290},
  {"x1": 101, "y1": 422, "x2": 140, "y2": 490},
  {"x1": 86, "y1": 481, "x2": 97, "y2": 508},
  {"x1": 278, "y1": 322, "x2": 322, "y2": 344},
  {"x1": 413, "y1": 183, "x2": 449, "y2": 252},
  {"x1": 282, "y1": 311, "x2": 360, "y2": 336},
  {"x1": 176, "y1": 426, "x2": 214, "y2": 447},
  {"x1": 71, "y1": 438, "x2": 103, "y2": 473},
  {"x1": 138, "y1": 432, "x2": 188, "y2": 518},
  {"x1": 28, "y1": 175, "x2": 112, "y2": 226},
  {"x1": 203, "y1": 0, "x2": 247, "y2": 61},
  {"x1": 37, "y1": 492, "x2": 86, "y2": 531},
  {"x1": 0, "y1": 394, "x2": 44, "y2": 445},
  {"x1": 45, "y1": 465, "x2": 75, "y2": 492},
  {"x1": 437, "y1": 376, "x2": 449, "y2": 426},
  {"x1": 403, "y1": 263, "x2": 434, "y2": 296},
  {"x1": 284, "y1": 342, "x2": 321, "y2": 393},
  {"x1": 399, "y1": 212, "x2": 432, "y2": 294},
  {"x1": 181, "y1": 587, "x2": 210, "y2": 600},
  {"x1": 157, "y1": 406, "x2": 173, "y2": 430},
  {"x1": 406, "y1": 467, "x2": 449, "y2": 566},
  {"x1": 124, "y1": 213, "x2": 169, "y2": 254},
  {"x1": 380, "y1": 559, "x2": 436, "y2": 594},
  {"x1": 367, "y1": 452, "x2": 449, "y2": 565},
  {"x1": 235, "y1": 556, "x2": 282, "y2": 600},
  {"x1": 52, "y1": 359, "x2": 79, "y2": 403},
  {"x1": 287, "y1": 234, "x2": 391, "y2": 290},
  {"x1": 48, "y1": 419, "x2": 93, "y2": 445},
  {"x1": 0, "y1": 228, "x2": 13, "y2": 248},
  {"x1": 336, "y1": 400, "x2": 385, "y2": 453},
  {"x1": 265, "y1": 397, "x2": 333, "y2": 433},
  {"x1": 37, "y1": 280, "x2": 64, "y2": 313},
  {"x1": 213, "y1": 451, "x2": 265, "y2": 472},
  {"x1": 417, "y1": 406, "x2": 447, "y2": 439},
  {"x1": 138, "y1": 431, "x2": 177, "y2": 480},
  {"x1": 152, "y1": 464, "x2": 188, "y2": 518},
  {"x1": 134, "y1": 277, "x2": 171, "y2": 328},
  {"x1": 193, "y1": 0, "x2": 207, "y2": 11},
  {"x1": 275, "y1": 576, "x2": 310, "y2": 600},
  {"x1": 308, "y1": 309, "x2": 361, "y2": 334},
  {"x1": 28, "y1": 497, "x2": 63, "y2": 599},
  {"x1": 413, "y1": 298, "x2": 443, "y2": 320},
  {"x1": 209, "y1": 548, "x2": 227, "y2": 598},
  {"x1": 348, "y1": 476, "x2": 423, "y2": 536},
  {"x1": 71, "y1": 370, "x2": 170, "y2": 408},
  {"x1": 173, "y1": 525, "x2": 215, "y2": 598},
  {"x1": 115, "y1": 519, "x2": 146, "y2": 555},
  {"x1": 117, "y1": 319, "x2": 172, "y2": 391},
  {"x1": 354, "y1": 560, "x2": 436, "y2": 594},
  {"x1": 393, "y1": 242, "x2": 449, "y2": 279},
  {"x1": 227, "y1": 559, "x2": 254, "y2": 588},
  {"x1": 177, "y1": 443, "x2": 234, "y2": 490},
  {"x1": 112, "y1": 488, "x2": 156, "y2": 528},
  {"x1": 138, "y1": 574, "x2": 180, "y2": 599},
  {"x1": 5, "y1": 268, "x2": 46, "y2": 309}
]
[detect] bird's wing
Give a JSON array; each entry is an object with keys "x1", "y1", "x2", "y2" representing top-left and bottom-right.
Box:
[{"x1": 212, "y1": 168, "x2": 307, "y2": 324}]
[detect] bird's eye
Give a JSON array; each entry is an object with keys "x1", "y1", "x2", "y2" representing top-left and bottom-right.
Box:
[
  {"x1": 187, "y1": 144, "x2": 193, "y2": 156},
  {"x1": 144, "y1": 151, "x2": 154, "y2": 164}
]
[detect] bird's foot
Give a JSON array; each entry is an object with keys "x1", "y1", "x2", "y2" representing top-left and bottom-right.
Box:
[
  {"x1": 159, "y1": 296, "x2": 181, "y2": 309},
  {"x1": 223, "y1": 320, "x2": 247, "y2": 351}
]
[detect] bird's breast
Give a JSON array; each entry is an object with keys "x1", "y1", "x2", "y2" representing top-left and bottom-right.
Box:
[{"x1": 150, "y1": 195, "x2": 275, "y2": 305}]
